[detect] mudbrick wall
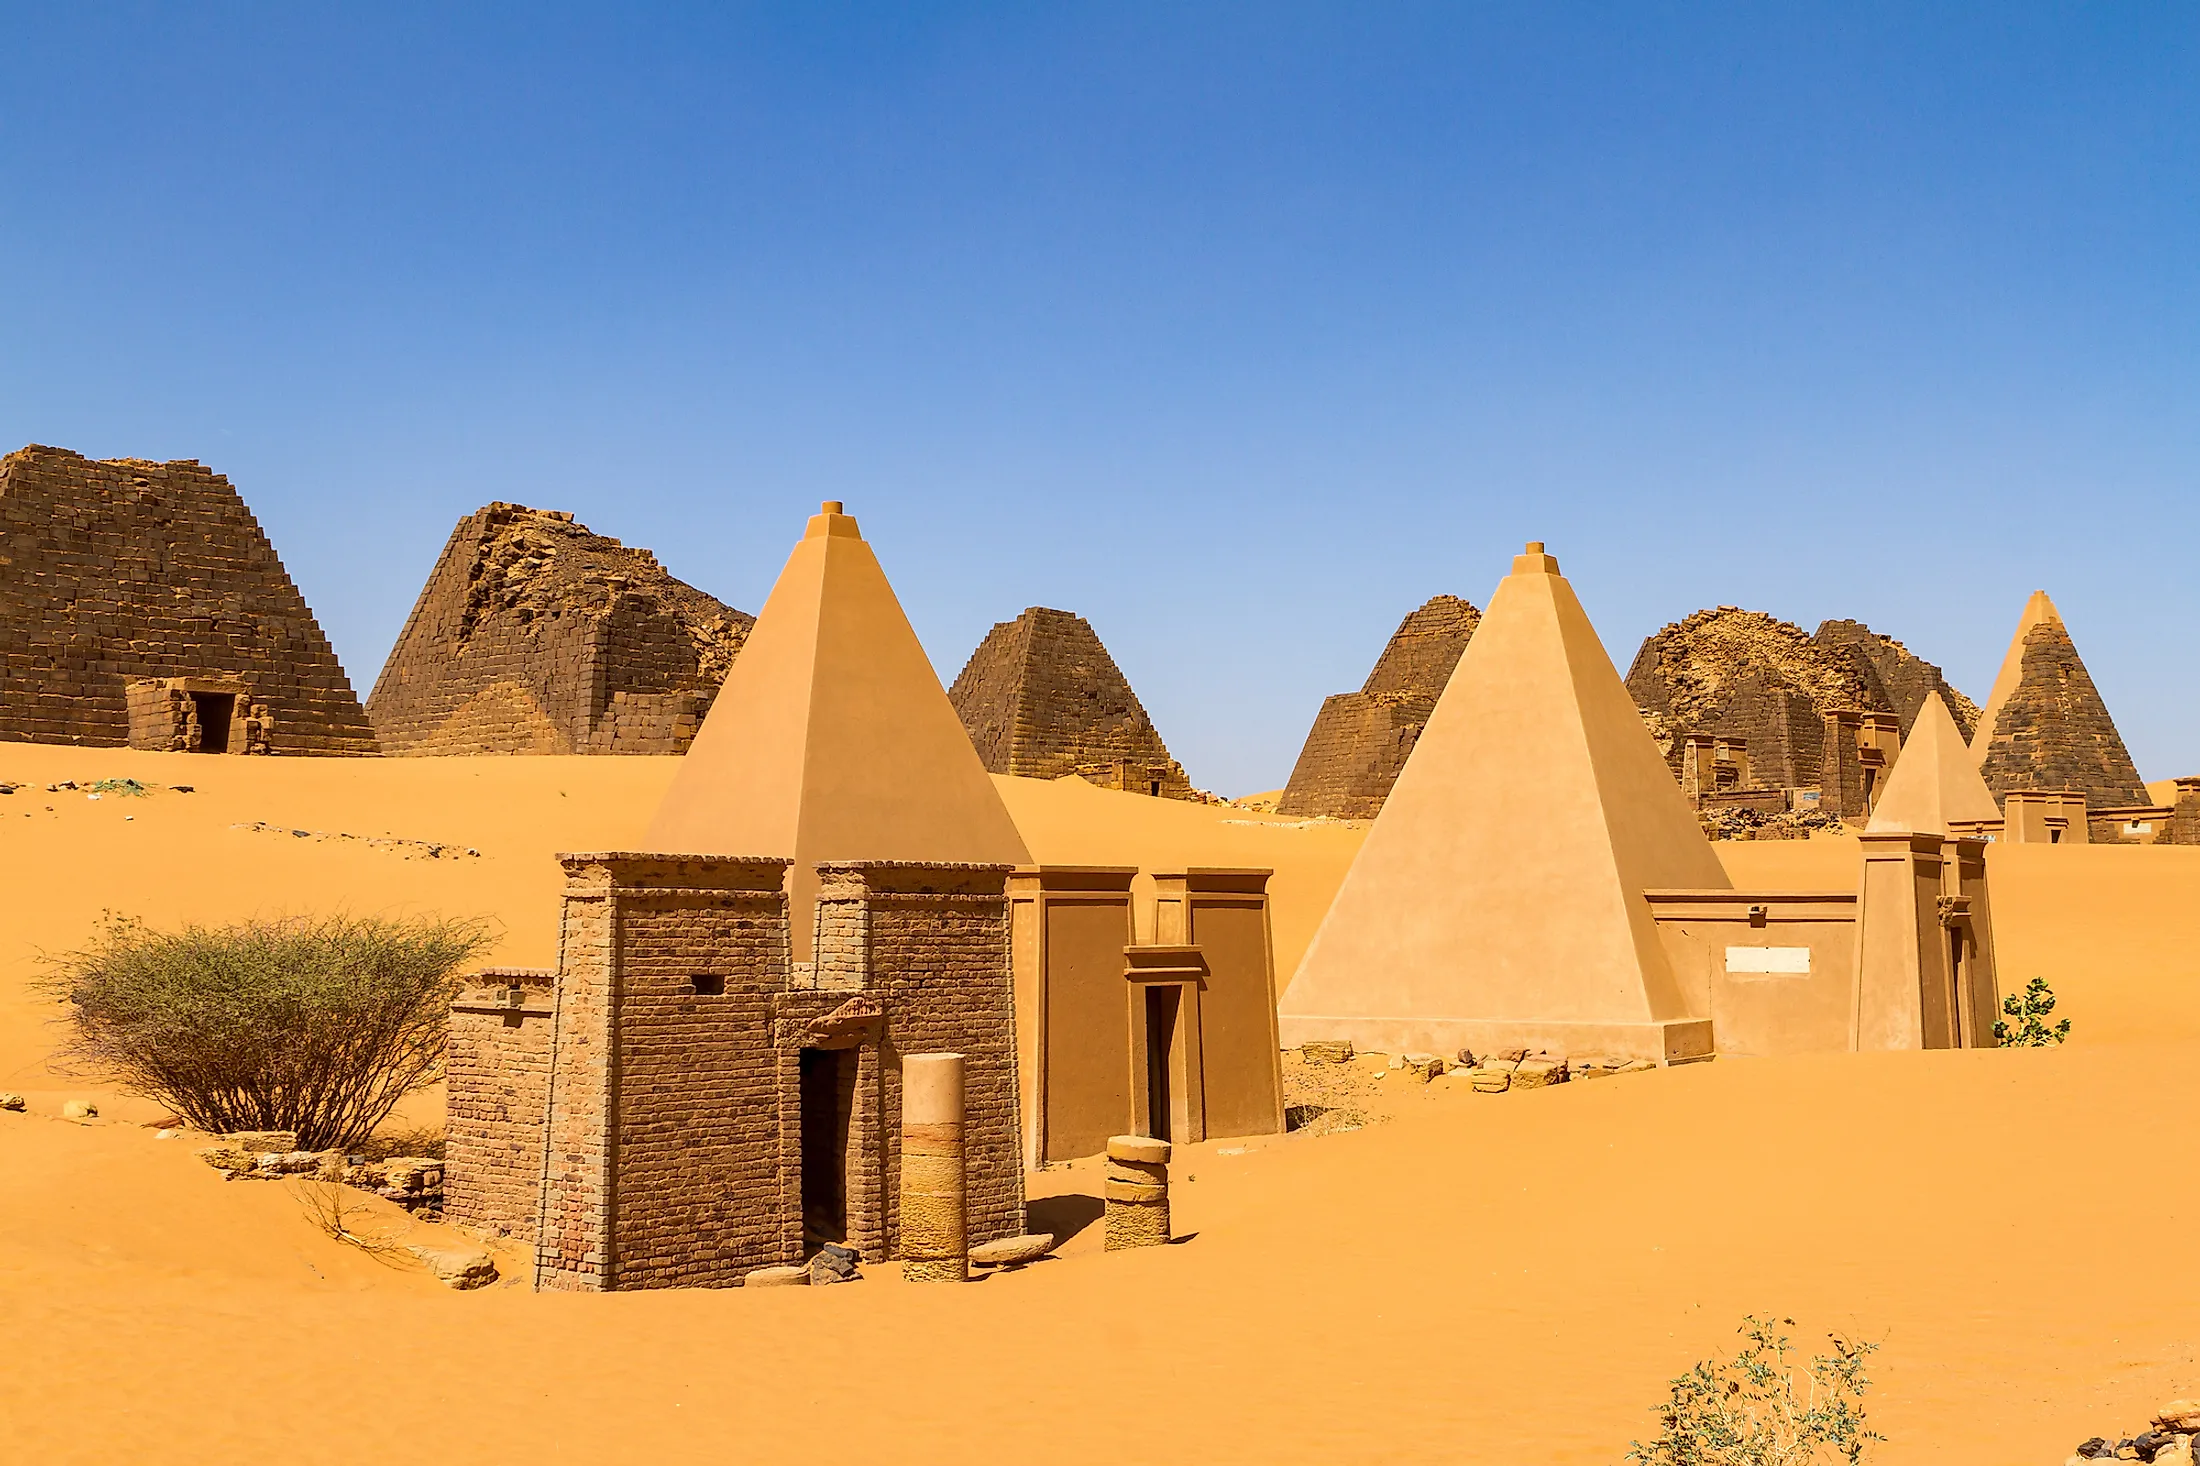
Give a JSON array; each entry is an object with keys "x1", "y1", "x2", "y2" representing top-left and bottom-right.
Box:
[
  {"x1": 810, "y1": 862, "x2": 1024, "y2": 1256},
  {"x1": 0, "y1": 445, "x2": 377, "y2": 753},
  {"x1": 1811, "y1": 619, "x2": 1981, "y2": 741},
  {"x1": 1626, "y1": 607, "x2": 1896, "y2": 791},
  {"x1": 368, "y1": 503, "x2": 753, "y2": 756},
  {"x1": 1279, "y1": 595, "x2": 1480, "y2": 818},
  {"x1": 468, "y1": 854, "x2": 1022, "y2": 1292},
  {"x1": 948, "y1": 606, "x2": 1195, "y2": 798},
  {"x1": 444, "y1": 968, "x2": 558, "y2": 1243},
  {"x1": 1976, "y1": 619, "x2": 2149, "y2": 808}
]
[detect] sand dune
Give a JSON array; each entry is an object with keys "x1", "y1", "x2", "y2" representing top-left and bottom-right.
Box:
[{"x1": 7, "y1": 740, "x2": 2200, "y2": 1463}]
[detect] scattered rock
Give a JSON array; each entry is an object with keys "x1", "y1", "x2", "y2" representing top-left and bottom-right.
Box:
[
  {"x1": 808, "y1": 1243, "x2": 861, "y2": 1284},
  {"x1": 0, "y1": 1091, "x2": 24, "y2": 1112},
  {"x1": 2076, "y1": 1439, "x2": 2116, "y2": 1460},
  {"x1": 1396, "y1": 1053, "x2": 1444, "y2": 1084},
  {"x1": 2130, "y1": 1431, "x2": 2173, "y2": 1462},
  {"x1": 407, "y1": 1244, "x2": 498, "y2": 1290},
  {"x1": 60, "y1": 1099, "x2": 98, "y2": 1120},
  {"x1": 2158, "y1": 1406, "x2": 2200, "y2": 1434},
  {"x1": 1299, "y1": 1039, "x2": 1355, "y2": 1064},
  {"x1": 2154, "y1": 1436, "x2": 2194, "y2": 1466},
  {"x1": 1454, "y1": 1047, "x2": 1478, "y2": 1068},
  {"x1": 744, "y1": 1264, "x2": 810, "y2": 1287},
  {"x1": 968, "y1": 1233, "x2": 1055, "y2": 1268},
  {"x1": 1511, "y1": 1055, "x2": 1569, "y2": 1090},
  {"x1": 1469, "y1": 1067, "x2": 1511, "y2": 1094}
]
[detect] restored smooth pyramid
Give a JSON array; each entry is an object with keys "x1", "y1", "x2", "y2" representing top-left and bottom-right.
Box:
[
  {"x1": 645, "y1": 502, "x2": 1029, "y2": 958},
  {"x1": 1865, "y1": 692, "x2": 2002, "y2": 836},
  {"x1": 1279, "y1": 543, "x2": 1730, "y2": 1063}
]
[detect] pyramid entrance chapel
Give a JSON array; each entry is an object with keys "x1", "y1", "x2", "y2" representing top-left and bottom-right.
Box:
[
  {"x1": 1279, "y1": 544, "x2": 2004, "y2": 1063},
  {"x1": 445, "y1": 502, "x2": 1283, "y2": 1288}
]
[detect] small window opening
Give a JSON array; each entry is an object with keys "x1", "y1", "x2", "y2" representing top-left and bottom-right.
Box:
[{"x1": 690, "y1": 974, "x2": 726, "y2": 996}]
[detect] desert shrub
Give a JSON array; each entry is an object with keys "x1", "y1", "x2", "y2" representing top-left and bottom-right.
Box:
[
  {"x1": 49, "y1": 912, "x2": 493, "y2": 1150},
  {"x1": 1992, "y1": 976, "x2": 2071, "y2": 1047},
  {"x1": 1627, "y1": 1315, "x2": 1881, "y2": 1466}
]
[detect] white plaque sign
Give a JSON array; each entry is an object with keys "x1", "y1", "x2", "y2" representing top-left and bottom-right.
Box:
[{"x1": 1725, "y1": 945, "x2": 1811, "y2": 975}]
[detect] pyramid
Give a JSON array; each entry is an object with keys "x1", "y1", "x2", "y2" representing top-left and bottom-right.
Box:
[
  {"x1": 645, "y1": 502, "x2": 1030, "y2": 957},
  {"x1": 368, "y1": 503, "x2": 752, "y2": 755},
  {"x1": 1625, "y1": 607, "x2": 1888, "y2": 789},
  {"x1": 1278, "y1": 594, "x2": 1481, "y2": 818},
  {"x1": 1864, "y1": 693, "x2": 2002, "y2": 836},
  {"x1": 0, "y1": 445, "x2": 378, "y2": 753},
  {"x1": 946, "y1": 606, "x2": 1194, "y2": 798},
  {"x1": 1810, "y1": 619, "x2": 1980, "y2": 742},
  {"x1": 1969, "y1": 591, "x2": 2147, "y2": 808},
  {"x1": 1280, "y1": 544, "x2": 1730, "y2": 1063}
]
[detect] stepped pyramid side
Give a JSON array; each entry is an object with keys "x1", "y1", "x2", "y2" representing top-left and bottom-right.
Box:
[
  {"x1": 1865, "y1": 693, "x2": 2003, "y2": 835},
  {"x1": 645, "y1": 502, "x2": 1028, "y2": 958},
  {"x1": 1278, "y1": 594, "x2": 1480, "y2": 818},
  {"x1": 1281, "y1": 546, "x2": 1728, "y2": 1062},
  {"x1": 0, "y1": 444, "x2": 377, "y2": 754},
  {"x1": 1972, "y1": 595, "x2": 2147, "y2": 807},
  {"x1": 1625, "y1": 606, "x2": 1890, "y2": 789},
  {"x1": 1811, "y1": 619, "x2": 1980, "y2": 742},
  {"x1": 368, "y1": 503, "x2": 752, "y2": 756},
  {"x1": 946, "y1": 606, "x2": 1194, "y2": 798}
]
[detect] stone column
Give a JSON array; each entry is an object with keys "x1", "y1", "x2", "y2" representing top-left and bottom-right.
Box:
[
  {"x1": 1104, "y1": 1134, "x2": 1171, "y2": 1249},
  {"x1": 898, "y1": 1053, "x2": 968, "y2": 1282}
]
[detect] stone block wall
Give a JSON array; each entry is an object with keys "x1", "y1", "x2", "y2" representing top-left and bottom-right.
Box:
[
  {"x1": 1976, "y1": 619, "x2": 2149, "y2": 808},
  {"x1": 0, "y1": 445, "x2": 377, "y2": 753},
  {"x1": 533, "y1": 853, "x2": 794, "y2": 1292},
  {"x1": 445, "y1": 968, "x2": 558, "y2": 1241},
  {"x1": 367, "y1": 503, "x2": 751, "y2": 756},
  {"x1": 811, "y1": 862, "x2": 1025, "y2": 1256},
  {"x1": 1279, "y1": 594, "x2": 1479, "y2": 818},
  {"x1": 947, "y1": 606, "x2": 1195, "y2": 799}
]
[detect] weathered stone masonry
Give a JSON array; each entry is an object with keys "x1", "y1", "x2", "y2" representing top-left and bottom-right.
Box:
[
  {"x1": 447, "y1": 854, "x2": 1024, "y2": 1291},
  {"x1": 0, "y1": 445, "x2": 377, "y2": 753},
  {"x1": 369, "y1": 503, "x2": 752, "y2": 756}
]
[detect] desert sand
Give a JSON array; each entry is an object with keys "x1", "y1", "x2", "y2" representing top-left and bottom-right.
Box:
[{"x1": 5, "y1": 738, "x2": 2200, "y2": 1462}]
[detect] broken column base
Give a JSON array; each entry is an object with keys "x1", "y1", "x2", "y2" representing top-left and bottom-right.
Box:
[{"x1": 1104, "y1": 1134, "x2": 1172, "y2": 1250}]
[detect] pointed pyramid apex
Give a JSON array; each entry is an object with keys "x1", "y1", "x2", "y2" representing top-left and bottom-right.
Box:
[
  {"x1": 646, "y1": 503, "x2": 1028, "y2": 957},
  {"x1": 1972, "y1": 589, "x2": 2066, "y2": 761},
  {"x1": 1513, "y1": 541, "x2": 1560, "y2": 574},
  {"x1": 805, "y1": 500, "x2": 862, "y2": 540},
  {"x1": 1280, "y1": 542, "x2": 1727, "y2": 1063},
  {"x1": 1867, "y1": 692, "x2": 2002, "y2": 835}
]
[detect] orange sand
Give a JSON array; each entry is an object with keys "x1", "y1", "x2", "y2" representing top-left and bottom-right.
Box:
[{"x1": 5, "y1": 742, "x2": 2200, "y2": 1463}]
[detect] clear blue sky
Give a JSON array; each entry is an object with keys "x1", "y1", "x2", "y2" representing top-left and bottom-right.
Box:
[{"x1": 4, "y1": 4, "x2": 2194, "y2": 793}]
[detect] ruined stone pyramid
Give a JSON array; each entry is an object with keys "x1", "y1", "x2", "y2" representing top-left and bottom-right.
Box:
[
  {"x1": 1625, "y1": 606, "x2": 1889, "y2": 789},
  {"x1": 947, "y1": 606, "x2": 1193, "y2": 798},
  {"x1": 1865, "y1": 692, "x2": 2002, "y2": 836},
  {"x1": 1278, "y1": 594, "x2": 1481, "y2": 818},
  {"x1": 0, "y1": 445, "x2": 377, "y2": 753},
  {"x1": 1810, "y1": 619, "x2": 1980, "y2": 742},
  {"x1": 1280, "y1": 545, "x2": 1730, "y2": 1063},
  {"x1": 1970, "y1": 591, "x2": 2147, "y2": 808},
  {"x1": 368, "y1": 503, "x2": 753, "y2": 755},
  {"x1": 645, "y1": 502, "x2": 1029, "y2": 956}
]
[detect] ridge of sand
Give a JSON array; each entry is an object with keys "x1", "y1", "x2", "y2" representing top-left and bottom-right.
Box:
[{"x1": 7, "y1": 739, "x2": 2200, "y2": 1463}]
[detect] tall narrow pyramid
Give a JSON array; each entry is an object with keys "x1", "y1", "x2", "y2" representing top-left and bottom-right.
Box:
[
  {"x1": 1280, "y1": 544, "x2": 1730, "y2": 1063},
  {"x1": 946, "y1": 606, "x2": 1194, "y2": 798},
  {"x1": 1969, "y1": 591, "x2": 2147, "y2": 808},
  {"x1": 1865, "y1": 692, "x2": 2002, "y2": 836},
  {"x1": 645, "y1": 502, "x2": 1030, "y2": 957}
]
